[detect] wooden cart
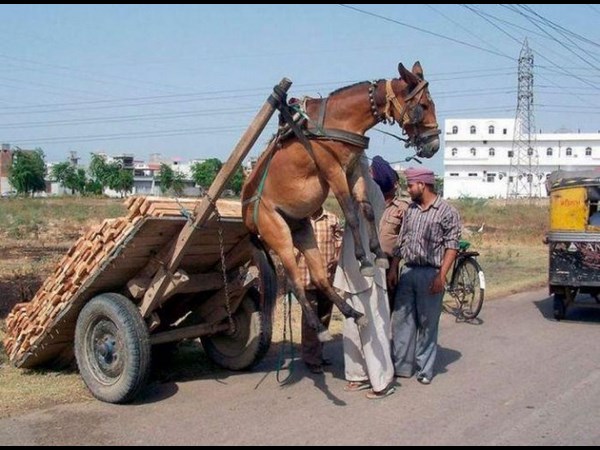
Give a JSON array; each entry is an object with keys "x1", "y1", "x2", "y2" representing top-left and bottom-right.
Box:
[{"x1": 4, "y1": 79, "x2": 292, "y2": 403}]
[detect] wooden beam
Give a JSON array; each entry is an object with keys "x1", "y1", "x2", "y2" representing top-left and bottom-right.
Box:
[{"x1": 149, "y1": 322, "x2": 230, "y2": 346}]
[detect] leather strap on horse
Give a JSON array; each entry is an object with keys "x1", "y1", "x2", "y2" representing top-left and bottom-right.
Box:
[
  {"x1": 305, "y1": 126, "x2": 370, "y2": 149},
  {"x1": 304, "y1": 97, "x2": 370, "y2": 149}
]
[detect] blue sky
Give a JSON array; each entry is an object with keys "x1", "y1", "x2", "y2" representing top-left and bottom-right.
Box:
[{"x1": 0, "y1": 4, "x2": 598, "y2": 174}]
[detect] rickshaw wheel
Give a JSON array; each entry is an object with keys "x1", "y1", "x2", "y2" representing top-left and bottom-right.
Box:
[{"x1": 553, "y1": 293, "x2": 566, "y2": 321}]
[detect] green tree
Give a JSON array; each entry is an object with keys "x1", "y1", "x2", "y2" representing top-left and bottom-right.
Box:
[
  {"x1": 8, "y1": 148, "x2": 46, "y2": 197},
  {"x1": 110, "y1": 169, "x2": 134, "y2": 198},
  {"x1": 157, "y1": 163, "x2": 174, "y2": 194},
  {"x1": 226, "y1": 165, "x2": 245, "y2": 195},
  {"x1": 88, "y1": 153, "x2": 133, "y2": 197},
  {"x1": 88, "y1": 153, "x2": 111, "y2": 188},
  {"x1": 435, "y1": 176, "x2": 444, "y2": 197},
  {"x1": 191, "y1": 158, "x2": 222, "y2": 191},
  {"x1": 51, "y1": 162, "x2": 87, "y2": 195},
  {"x1": 172, "y1": 171, "x2": 186, "y2": 196}
]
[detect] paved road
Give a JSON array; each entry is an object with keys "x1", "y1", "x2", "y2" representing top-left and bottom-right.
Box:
[{"x1": 1, "y1": 288, "x2": 599, "y2": 445}]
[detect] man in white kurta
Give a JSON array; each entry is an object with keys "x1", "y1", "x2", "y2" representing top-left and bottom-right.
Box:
[{"x1": 332, "y1": 157, "x2": 395, "y2": 396}]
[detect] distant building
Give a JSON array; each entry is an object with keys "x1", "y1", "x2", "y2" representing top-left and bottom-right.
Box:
[
  {"x1": 0, "y1": 143, "x2": 13, "y2": 194},
  {"x1": 443, "y1": 118, "x2": 600, "y2": 199}
]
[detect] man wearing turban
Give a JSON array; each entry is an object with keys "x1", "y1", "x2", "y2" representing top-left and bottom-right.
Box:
[
  {"x1": 388, "y1": 166, "x2": 461, "y2": 385},
  {"x1": 370, "y1": 156, "x2": 408, "y2": 310}
]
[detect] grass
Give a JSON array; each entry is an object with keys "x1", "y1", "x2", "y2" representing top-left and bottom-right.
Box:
[{"x1": 0, "y1": 195, "x2": 550, "y2": 417}]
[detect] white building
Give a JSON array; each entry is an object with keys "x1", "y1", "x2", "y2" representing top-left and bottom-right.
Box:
[{"x1": 443, "y1": 118, "x2": 600, "y2": 199}]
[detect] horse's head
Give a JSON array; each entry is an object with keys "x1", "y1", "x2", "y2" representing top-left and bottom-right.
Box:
[{"x1": 383, "y1": 62, "x2": 440, "y2": 158}]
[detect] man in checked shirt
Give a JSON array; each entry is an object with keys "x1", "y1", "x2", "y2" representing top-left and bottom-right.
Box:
[
  {"x1": 387, "y1": 167, "x2": 461, "y2": 385},
  {"x1": 297, "y1": 206, "x2": 343, "y2": 374}
]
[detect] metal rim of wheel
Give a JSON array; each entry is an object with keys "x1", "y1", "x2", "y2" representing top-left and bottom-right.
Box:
[{"x1": 84, "y1": 317, "x2": 124, "y2": 386}]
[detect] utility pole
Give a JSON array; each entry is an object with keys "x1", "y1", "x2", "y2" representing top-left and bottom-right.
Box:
[{"x1": 507, "y1": 39, "x2": 541, "y2": 199}]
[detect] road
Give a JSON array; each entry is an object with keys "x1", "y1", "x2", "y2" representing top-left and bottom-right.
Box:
[{"x1": 1, "y1": 288, "x2": 599, "y2": 445}]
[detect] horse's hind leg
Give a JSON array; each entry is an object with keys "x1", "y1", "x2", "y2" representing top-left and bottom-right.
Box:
[
  {"x1": 293, "y1": 223, "x2": 367, "y2": 328},
  {"x1": 256, "y1": 208, "x2": 333, "y2": 342}
]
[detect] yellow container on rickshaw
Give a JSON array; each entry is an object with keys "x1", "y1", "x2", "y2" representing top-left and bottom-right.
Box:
[{"x1": 546, "y1": 169, "x2": 600, "y2": 320}]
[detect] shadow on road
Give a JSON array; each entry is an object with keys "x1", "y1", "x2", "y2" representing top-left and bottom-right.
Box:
[
  {"x1": 534, "y1": 294, "x2": 600, "y2": 323},
  {"x1": 435, "y1": 346, "x2": 462, "y2": 377}
]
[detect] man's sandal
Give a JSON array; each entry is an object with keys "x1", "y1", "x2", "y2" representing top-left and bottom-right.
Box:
[
  {"x1": 343, "y1": 381, "x2": 371, "y2": 392},
  {"x1": 365, "y1": 385, "x2": 396, "y2": 400}
]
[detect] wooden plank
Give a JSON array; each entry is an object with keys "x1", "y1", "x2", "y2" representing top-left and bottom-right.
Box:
[{"x1": 149, "y1": 323, "x2": 230, "y2": 345}]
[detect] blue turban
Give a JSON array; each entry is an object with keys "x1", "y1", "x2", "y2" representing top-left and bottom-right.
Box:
[{"x1": 370, "y1": 155, "x2": 398, "y2": 194}]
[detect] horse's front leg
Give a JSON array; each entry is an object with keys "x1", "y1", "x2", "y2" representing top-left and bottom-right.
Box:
[{"x1": 348, "y1": 159, "x2": 389, "y2": 272}]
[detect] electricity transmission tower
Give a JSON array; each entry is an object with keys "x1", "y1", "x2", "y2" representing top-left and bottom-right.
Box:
[{"x1": 507, "y1": 39, "x2": 541, "y2": 199}]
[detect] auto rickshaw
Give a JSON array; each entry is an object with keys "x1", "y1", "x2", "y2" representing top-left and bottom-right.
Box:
[{"x1": 546, "y1": 169, "x2": 600, "y2": 320}]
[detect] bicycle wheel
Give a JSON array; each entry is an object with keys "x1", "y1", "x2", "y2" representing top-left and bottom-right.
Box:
[{"x1": 451, "y1": 257, "x2": 485, "y2": 319}]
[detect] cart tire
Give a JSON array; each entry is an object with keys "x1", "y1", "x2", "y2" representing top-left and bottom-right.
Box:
[
  {"x1": 553, "y1": 293, "x2": 566, "y2": 321},
  {"x1": 201, "y1": 287, "x2": 270, "y2": 370},
  {"x1": 75, "y1": 292, "x2": 150, "y2": 404}
]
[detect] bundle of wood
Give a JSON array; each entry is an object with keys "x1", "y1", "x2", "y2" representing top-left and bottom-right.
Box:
[{"x1": 3, "y1": 196, "x2": 240, "y2": 364}]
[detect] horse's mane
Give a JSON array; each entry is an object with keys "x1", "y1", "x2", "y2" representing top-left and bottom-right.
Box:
[{"x1": 328, "y1": 79, "x2": 384, "y2": 97}]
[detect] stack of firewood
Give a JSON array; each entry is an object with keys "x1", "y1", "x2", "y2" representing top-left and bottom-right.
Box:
[{"x1": 3, "y1": 196, "x2": 240, "y2": 364}]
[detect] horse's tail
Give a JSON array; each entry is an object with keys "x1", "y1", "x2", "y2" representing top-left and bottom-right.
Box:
[{"x1": 250, "y1": 234, "x2": 278, "y2": 326}]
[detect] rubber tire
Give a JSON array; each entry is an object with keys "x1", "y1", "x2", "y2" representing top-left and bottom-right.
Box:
[
  {"x1": 75, "y1": 293, "x2": 150, "y2": 404},
  {"x1": 452, "y1": 258, "x2": 485, "y2": 320},
  {"x1": 201, "y1": 287, "x2": 271, "y2": 370},
  {"x1": 553, "y1": 293, "x2": 566, "y2": 321}
]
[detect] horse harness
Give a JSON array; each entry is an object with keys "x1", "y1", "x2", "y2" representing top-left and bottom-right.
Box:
[{"x1": 243, "y1": 78, "x2": 439, "y2": 223}]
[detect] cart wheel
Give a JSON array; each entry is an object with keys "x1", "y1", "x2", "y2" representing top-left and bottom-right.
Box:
[
  {"x1": 553, "y1": 293, "x2": 566, "y2": 321},
  {"x1": 75, "y1": 293, "x2": 150, "y2": 404},
  {"x1": 201, "y1": 287, "x2": 271, "y2": 370}
]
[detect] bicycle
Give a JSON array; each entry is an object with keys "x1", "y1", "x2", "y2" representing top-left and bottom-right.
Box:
[{"x1": 442, "y1": 240, "x2": 485, "y2": 321}]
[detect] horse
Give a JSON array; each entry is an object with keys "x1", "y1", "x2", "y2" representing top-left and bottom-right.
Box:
[{"x1": 241, "y1": 61, "x2": 440, "y2": 341}]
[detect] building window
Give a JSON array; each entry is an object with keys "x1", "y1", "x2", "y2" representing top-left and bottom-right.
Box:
[
  {"x1": 449, "y1": 173, "x2": 459, "y2": 177},
  {"x1": 488, "y1": 125, "x2": 495, "y2": 134},
  {"x1": 547, "y1": 147, "x2": 553, "y2": 156},
  {"x1": 489, "y1": 148, "x2": 495, "y2": 157},
  {"x1": 470, "y1": 147, "x2": 477, "y2": 156},
  {"x1": 527, "y1": 147, "x2": 534, "y2": 156},
  {"x1": 470, "y1": 125, "x2": 476, "y2": 134},
  {"x1": 452, "y1": 125, "x2": 458, "y2": 134},
  {"x1": 503, "y1": 128, "x2": 507, "y2": 135},
  {"x1": 586, "y1": 147, "x2": 592, "y2": 156},
  {"x1": 487, "y1": 173, "x2": 496, "y2": 183},
  {"x1": 451, "y1": 148, "x2": 458, "y2": 156},
  {"x1": 468, "y1": 173, "x2": 478, "y2": 177},
  {"x1": 508, "y1": 150, "x2": 514, "y2": 158},
  {"x1": 566, "y1": 147, "x2": 573, "y2": 156},
  {"x1": 527, "y1": 174, "x2": 533, "y2": 183}
]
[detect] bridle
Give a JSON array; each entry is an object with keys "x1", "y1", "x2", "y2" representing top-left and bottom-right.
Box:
[{"x1": 369, "y1": 79, "x2": 441, "y2": 153}]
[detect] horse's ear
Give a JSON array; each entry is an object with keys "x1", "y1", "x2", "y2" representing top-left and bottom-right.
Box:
[
  {"x1": 398, "y1": 62, "x2": 419, "y2": 87},
  {"x1": 412, "y1": 61, "x2": 424, "y2": 80}
]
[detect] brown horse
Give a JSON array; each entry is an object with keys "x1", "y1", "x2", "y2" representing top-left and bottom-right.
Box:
[{"x1": 242, "y1": 61, "x2": 440, "y2": 341}]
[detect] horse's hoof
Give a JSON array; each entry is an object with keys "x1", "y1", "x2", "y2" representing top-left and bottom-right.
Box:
[
  {"x1": 355, "y1": 316, "x2": 368, "y2": 328},
  {"x1": 360, "y1": 263, "x2": 374, "y2": 277},
  {"x1": 375, "y1": 257, "x2": 389, "y2": 269},
  {"x1": 318, "y1": 330, "x2": 333, "y2": 342}
]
